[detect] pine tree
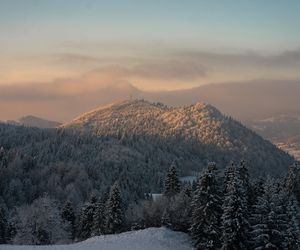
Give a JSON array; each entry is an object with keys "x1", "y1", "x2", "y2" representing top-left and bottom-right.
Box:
[
  {"x1": 77, "y1": 196, "x2": 97, "y2": 240},
  {"x1": 250, "y1": 178, "x2": 291, "y2": 249},
  {"x1": 92, "y1": 199, "x2": 105, "y2": 236},
  {"x1": 282, "y1": 163, "x2": 300, "y2": 249},
  {"x1": 221, "y1": 163, "x2": 250, "y2": 250},
  {"x1": 0, "y1": 204, "x2": 7, "y2": 244},
  {"x1": 237, "y1": 161, "x2": 250, "y2": 193},
  {"x1": 286, "y1": 196, "x2": 300, "y2": 249},
  {"x1": 105, "y1": 183, "x2": 124, "y2": 234},
  {"x1": 285, "y1": 163, "x2": 300, "y2": 200},
  {"x1": 190, "y1": 163, "x2": 222, "y2": 249},
  {"x1": 224, "y1": 162, "x2": 236, "y2": 191},
  {"x1": 61, "y1": 200, "x2": 75, "y2": 240},
  {"x1": 236, "y1": 161, "x2": 251, "y2": 219},
  {"x1": 248, "y1": 178, "x2": 264, "y2": 213},
  {"x1": 163, "y1": 162, "x2": 180, "y2": 197}
]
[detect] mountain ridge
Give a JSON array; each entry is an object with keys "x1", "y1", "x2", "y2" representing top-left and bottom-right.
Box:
[
  {"x1": 63, "y1": 99, "x2": 294, "y2": 176},
  {"x1": 18, "y1": 115, "x2": 62, "y2": 128},
  {"x1": 5, "y1": 115, "x2": 62, "y2": 128}
]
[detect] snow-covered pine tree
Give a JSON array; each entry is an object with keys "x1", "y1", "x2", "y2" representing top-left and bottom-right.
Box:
[
  {"x1": 92, "y1": 199, "x2": 105, "y2": 236},
  {"x1": 61, "y1": 200, "x2": 75, "y2": 240},
  {"x1": 250, "y1": 177, "x2": 291, "y2": 249},
  {"x1": 221, "y1": 163, "x2": 250, "y2": 250},
  {"x1": 0, "y1": 203, "x2": 7, "y2": 244},
  {"x1": 285, "y1": 196, "x2": 300, "y2": 249},
  {"x1": 236, "y1": 161, "x2": 251, "y2": 219},
  {"x1": 248, "y1": 177, "x2": 264, "y2": 214},
  {"x1": 285, "y1": 163, "x2": 300, "y2": 200},
  {"x1": 281, "y1": 164, "x2": 300, "y2": 249},
  {"x1": 236, "y1": 161, "x2": 250, "y2": 193},
  {"x1": 105, "y1": 183, "x2": 124, "y2": 234},
  {"x1": 77, "y1": 196, "x2": 97, "y2": 240},
  {"x1": 224, "y1": 162, "x2": 235, "y2": 192},
  {"x1": 190, "y1": 163, "x2": 222, "y2": 249},
  {"x1": 163, "y1": 162, "x2": 180, "y2": 197}
]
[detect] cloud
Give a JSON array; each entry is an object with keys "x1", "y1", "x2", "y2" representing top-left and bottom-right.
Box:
[
  {"x1": 175, "y1": 48, "x2": 300, "y2": 68},
  {"x1": 88, "y1": 60, "x2": 207, "y2": 80},
  {"x1": 2, "y1": 47, "x2": 300, "y2": 121},
  {"x1": 0, "y1": 76, "x2": 140, "y2": 121},
  {"x1": 2, "y1": 47, "x2": 300, "y2": 104},
  {"x1": 275, "y1": 49, "x2": 300, "y2": 65},
  {"x1": 55, "y1": 53, "x2": 100, "y2": 64}
]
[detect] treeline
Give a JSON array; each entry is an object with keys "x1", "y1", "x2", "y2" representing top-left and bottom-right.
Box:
[
  {"x1": 0, "y1": 123, "x2": 234, "y2": 210},
  {"x1": 0, "y1": 123, "x2": 298, "y2": 248},
  {"x1": 1, "y1": 161, "x2": 300, "y2": 249},
  {"x1": 162, "y1": 162, "x2": 300, "y2": 249}
]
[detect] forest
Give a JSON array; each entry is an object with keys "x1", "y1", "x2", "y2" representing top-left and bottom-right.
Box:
[
  {"x1": 1, "y1": 155, "x2": 300, "y2": 249},
  {"x1": 0, "y1": 112, "x2": 298, "y2": 249}
]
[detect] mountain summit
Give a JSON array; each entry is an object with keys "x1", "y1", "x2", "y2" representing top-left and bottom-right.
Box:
[
  {"x1": 63, "y1": 99, "x2": 293, "y2": 176},
  {"x1": 64, "y1": 99, "x2": 224, "y2": 139}
]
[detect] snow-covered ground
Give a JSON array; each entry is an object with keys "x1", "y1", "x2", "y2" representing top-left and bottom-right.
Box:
[{"x1": 1, "y1": 227, "x2": 194, "y2": 250}]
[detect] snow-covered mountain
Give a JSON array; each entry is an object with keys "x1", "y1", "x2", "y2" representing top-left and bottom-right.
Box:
[
  {"x1": 6, "y1": 115, "x2": 62, "y2": 128},
  {"x1": 63, "y1": 99, "x2": 294, "y2": 176},
  {"x1": 18, "y1": 115, "x2": 62, "y2": 128},
  {"x1": 1, "y1": 227, "x2": 194, "y2": 250}
]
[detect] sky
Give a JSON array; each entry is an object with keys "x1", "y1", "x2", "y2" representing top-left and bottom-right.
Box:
[{"x1": 1, "y1": 0, "x2": 300, "y2": 120}]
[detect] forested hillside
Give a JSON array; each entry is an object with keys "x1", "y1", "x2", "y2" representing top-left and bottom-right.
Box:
[
  {"x1": 64, "y1": 99, "x2": 293, "y2": 176},
  {"x1": 0, "y1": 100, "x2": 294, "y2": 208},
  {"x1": 0, "y1": 100, "x2": 297, "y2": 247}
]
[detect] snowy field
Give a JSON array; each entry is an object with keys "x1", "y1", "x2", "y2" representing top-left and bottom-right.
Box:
[{"x1": 1, "y1": 227, "x2": 194, "y2": 250}]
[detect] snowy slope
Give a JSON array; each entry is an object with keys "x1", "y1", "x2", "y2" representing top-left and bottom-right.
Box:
[
  {"x1": 1, "y1": 227, "x2": 194, "y2": 250},
  {"x1": 62, "y1": 99, "x2": 255, "y2": 151}
]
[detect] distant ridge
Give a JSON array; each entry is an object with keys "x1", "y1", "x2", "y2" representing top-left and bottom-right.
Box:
[{"x1": 18, "y1": 115, "x2": 62, "y2": 128}]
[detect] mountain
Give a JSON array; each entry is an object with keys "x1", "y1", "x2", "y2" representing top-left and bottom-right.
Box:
[
  {"x1": 18, "y1": 115, "x2": 62, "y2": 128},
  {"x1": 5, "y1": 115, "x2": 62, "y2": 128},
  {"x1": 0, "y1": 99, "x2": 295, "y2": 214},
  {"x1": 63, "y1": 99, "x2": 294, "y2": 176}
]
